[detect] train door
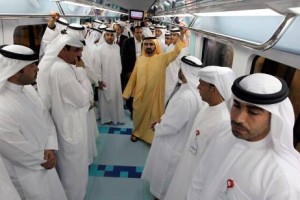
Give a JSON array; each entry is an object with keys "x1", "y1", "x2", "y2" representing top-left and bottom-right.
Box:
[
  {"x1": 201, "y1": 38, "x2": 233, "y2": 67},
  {"x1": 13, "y1": 23, "x2": 47, "y2": 53},
  {"x1": 251, "y1": 56, "x2": 300, "y2": 150}
]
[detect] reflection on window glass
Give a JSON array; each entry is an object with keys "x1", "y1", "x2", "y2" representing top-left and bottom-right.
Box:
[
  {"x1": 202, "y1": 38, "x2": 233, "y2": 67},
  {"x1": 251, "y1": 56, "x2": 300, "y2": 150},
  {"x1": 14, "y1": 24, "x2": 47, "y2": 53}
]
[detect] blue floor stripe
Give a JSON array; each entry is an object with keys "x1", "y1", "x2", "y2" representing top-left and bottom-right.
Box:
[
  {"x1": 98, "y1": 126, "x2": 132, "y2": 135},
  {"x1": 89, "y1": 164, "x2": 143, "y2": 178},
  {"x1": 98, "y1": 126, "x2": 109, "y2": 134}
]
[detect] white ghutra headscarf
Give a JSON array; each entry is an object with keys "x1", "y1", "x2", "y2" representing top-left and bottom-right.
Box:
[
  {"x1": 0, "y1": 45, "x2": 38, "y2": 89},
  {"x1": 180, "y1": 56, "x2": 202, "y2": 94},
  {"x1": 37, "y1": 31, "x2": 85, "y2": 109},
  {"x1": 199, "y1": 66, "x2": 235, "y2": 108},
  {"x1": 232, "y1": 73, "x2": 300, "y2": 175}
]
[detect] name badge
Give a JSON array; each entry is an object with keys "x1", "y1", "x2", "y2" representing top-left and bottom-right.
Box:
[
  {"x1": 189, "y1": 140, "x2": 198, "y2": 155},
  {"x1": 189, "y1": 129, "x2": 200, "y2": 155},
  {"x1": 224, "y1": 179, "x2": 235, "y2": 199}
]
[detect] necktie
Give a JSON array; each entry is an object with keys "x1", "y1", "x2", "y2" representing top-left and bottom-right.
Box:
[{"x1": 116, "y1": 36, "x2": 119, "y2": 44}]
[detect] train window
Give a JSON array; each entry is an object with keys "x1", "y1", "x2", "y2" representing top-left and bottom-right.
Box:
[
  {"x1": 13, "y1": 24, "x2": 47, "y2": 53},
  {"x1": 201, "y1": 38, "x2": 233, "y2": 67},
  {"x1": 251, "y1": 56, "x2": 300, "y2": 151}
]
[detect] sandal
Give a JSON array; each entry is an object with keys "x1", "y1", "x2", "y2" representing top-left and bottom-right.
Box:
[{"x1": 130, "y1": 135, "x2": 138, "y2": 142}]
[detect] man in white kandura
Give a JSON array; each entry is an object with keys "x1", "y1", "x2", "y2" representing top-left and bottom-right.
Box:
[
  {"x1": 142, "y1": 56, "x2": 204, "y2": 200},
  {"x1": 154, "y1": 25, "x2": 168, "y2": 53},
  {"x1": 165, "y1": 27, "x2": 189, "y2": 104},
  {"x1": 37, "y1": 32, "x2": 91, "y2": 200},
  {"x1": 82, "y1": 25, "x2": 102, "y2": 86},
  {"x1": 187, "y1": 73, "x2": 300, "y2": 200},
  {"x1": 65, "y1": 23, "x2": 99, "y2": 165},
  {"x1": 39, "y1": 12, "x2": 69, "y2": 61},
  {"x1": 164, "y1": 31, "x2": 172, "y2": 47},
  {"x1": 92, "y1": 27, "x2": 125, "y2": 125},
  {"x1": 0, "y1": 44, "x2": 67, "y2": 200},
  {"x1": 164, "y1": 66, "x2": 235, "y2": 200}
]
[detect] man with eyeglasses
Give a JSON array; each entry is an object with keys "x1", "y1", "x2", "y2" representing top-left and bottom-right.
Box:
[{"x1": 123, "y1": 28, "x2": 186, "y2": 144}]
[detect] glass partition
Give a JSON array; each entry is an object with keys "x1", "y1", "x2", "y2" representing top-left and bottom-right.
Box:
[
  {"x1": 60, "y1": 2, "x2": 94, "y2": 16},
  {"x1": 0, "y1": 0, "x2": 59, "y2": 14},
  {"x1": 192, "y1": 16, "x2": 284, "y2": 44}
]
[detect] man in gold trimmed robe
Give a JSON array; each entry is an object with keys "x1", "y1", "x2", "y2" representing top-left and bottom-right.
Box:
[{"x1": 123, "y1": 31, "x2": 186, "y2": 144}]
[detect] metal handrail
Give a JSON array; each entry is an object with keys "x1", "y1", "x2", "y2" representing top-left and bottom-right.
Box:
[
  {"x1": 164, "y1": 13, "x2": 296, "y2": 51},
  {"x1": 156, "y1": 0, "x2": 237, "y2": 16},
  {"x1": 56, "y1": 1, "x2": 65, "y2": 16},
  {"x1": 0, "y1": 14, "x2": 95, "y2": 19}
]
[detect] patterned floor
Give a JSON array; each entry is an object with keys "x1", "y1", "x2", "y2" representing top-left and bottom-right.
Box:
[{"x1": 84, "y1": 110, "x2": 154, "y2": 200}]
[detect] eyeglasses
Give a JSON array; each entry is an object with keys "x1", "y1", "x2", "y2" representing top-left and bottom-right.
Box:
[{"x1": 144, "y1": 43, "x2": 155, "y2": 46}]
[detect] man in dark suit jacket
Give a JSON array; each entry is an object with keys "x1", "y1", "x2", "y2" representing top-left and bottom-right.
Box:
[
  {"x1": 113, "y1": 23, "x2": 128, "y2": 51},
  {"x1": 121, "y1": 26, "x2": 143, "y2": 118}
]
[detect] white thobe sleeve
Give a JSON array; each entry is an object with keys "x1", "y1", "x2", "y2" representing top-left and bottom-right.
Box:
[
  {"x1": 82, "y1": 47, "x2": 99, "y2": 86},
  {"x1": 42, "y1": 27, "x2": 60, "y2": 44},
  {"x1": 43, "y1": 110, "x2": 58, "y2": 150},
  {"x1": 91, "y1": 46, "x2": 103, "y2": 82},
  {"x1": 155, "y1": 95, "x2": 190, "y2": 137},
  {"x1": 60, "y1": 67, "x2": 90, "y2": 108},
  {"x1": 84, "y1": 65, "x2": 99, "y2": 86},
  {"x1": 39, "y1": 27, "x2": 60, "y2": 60},
  {"x1": 0, "y1": 117, "x2": 45, "y2": 170}
]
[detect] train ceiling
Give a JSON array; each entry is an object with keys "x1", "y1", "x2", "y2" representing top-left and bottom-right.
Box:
[
  {"x1": 154, "y1": 0, "x2": 300, "y2": 16},
  {"x1": 0, "y1": 0, "x2": 300, "y2": 18}
]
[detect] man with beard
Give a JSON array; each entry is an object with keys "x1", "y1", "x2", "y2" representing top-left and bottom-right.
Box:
[
  {"x1": 123, "y1": 29, "x2": 186, "y2": 144},
  {"x1": 0, "y1": 44, "x2": 67, "y2": 200},
  {"x1": 37, "y1": 32, "x2": 91, "y2": 200},
  {"x1": 141, "y1": 56, "x2": 204, "y2": 200},
  {"x1": 154, "y1": 25, "x2": 168, "y2": 53},
  {"x1": 92, "y1": 28, "x2": 125, "y2": 125},
  {"x1": 187, "y1": 73, "x2": 300, "y2": 200},
  {"x1": 164, "y1": 66, "x2": 235, "y2": 200}
]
